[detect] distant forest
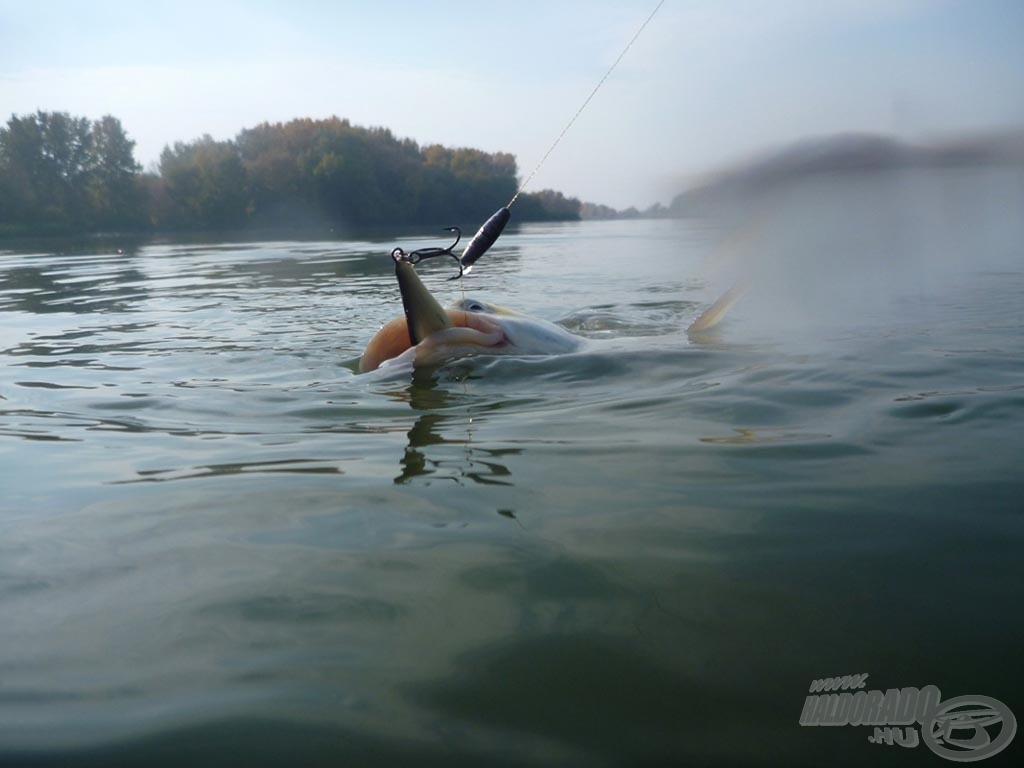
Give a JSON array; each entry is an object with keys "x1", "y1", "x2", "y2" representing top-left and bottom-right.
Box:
[{"x1": 0, "y1": 111, "x2": 589, "y2": 238}]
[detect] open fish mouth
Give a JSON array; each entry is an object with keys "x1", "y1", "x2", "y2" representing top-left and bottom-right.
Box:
[{"x1": 359, "y1": 263, "x2": 509, "y2": 372}]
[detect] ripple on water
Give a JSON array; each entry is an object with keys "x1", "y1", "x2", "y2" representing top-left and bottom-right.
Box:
[
  {"x1": 888, "y1": 387, "x2": 1024, "y2": 425},
  {"x1": 2, "y1": 217, "x2": 1024, "y2": 764}
]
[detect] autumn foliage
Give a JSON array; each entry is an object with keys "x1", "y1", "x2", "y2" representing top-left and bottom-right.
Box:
[{"x1": 1, "y1": 112, "x2": 581, "y2": 236}]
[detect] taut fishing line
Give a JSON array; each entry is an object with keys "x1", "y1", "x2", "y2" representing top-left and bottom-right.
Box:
[
  {"x1": 507, "y1": 0, "x2": 666, "y2": 209},
  {"x1": 382, "y1": 1, "x2": 664, "y2": 384},
  {"x1": 392, "y1": 0, "x2": 664, "y2": 307}
]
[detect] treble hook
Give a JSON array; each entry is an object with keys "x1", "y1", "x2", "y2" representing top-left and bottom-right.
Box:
[{"x1": 391, "y1": 227, "x2": 466, "y2": 279}]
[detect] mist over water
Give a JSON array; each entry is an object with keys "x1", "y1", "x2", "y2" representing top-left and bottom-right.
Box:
[
  {"x1": 1, "y1": 164, "x2": 1023, "y2": 766},
  {"x1": 697, "y1": 163, "x2": 1024, "y2": 335}
]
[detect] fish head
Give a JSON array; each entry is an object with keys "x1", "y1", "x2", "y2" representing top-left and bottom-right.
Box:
[
  {"x1": 360, "y1": 290, "x2": 580, "y2": 374},
  {"x1": 359, "y1": 263, "x2": 508, "y2": 372},
  {"x1": 447, "y1": 298, "x2": 581, "y2": 357}
]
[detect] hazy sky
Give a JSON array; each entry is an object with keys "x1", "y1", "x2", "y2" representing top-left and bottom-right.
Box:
[{"x1": 2, "y1": 0, "x2": 1023, "y2": 208}]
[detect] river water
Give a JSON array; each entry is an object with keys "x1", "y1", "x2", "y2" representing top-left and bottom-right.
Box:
[{"x1": 1, "y1": 167, "x2": 1023, "y2": 766}]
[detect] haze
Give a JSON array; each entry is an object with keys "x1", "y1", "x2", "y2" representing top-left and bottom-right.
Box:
[{"x1": 2, "y1": 0, "x2": 1022, "y2": 209}]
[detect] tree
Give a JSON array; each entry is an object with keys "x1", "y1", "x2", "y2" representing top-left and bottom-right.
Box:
[
  {"x1": 87, "y1": 115, "x2": 142, "y2": 228},
  {"x1": 157, "y1": 135, "x2": 247, "y2": 229},
  {"x1": 0, "y1": 111, "x2": 92, "y2": 231},
  {"x1": 514, "y1": 189, "x2": 582, "y2": 221},
  {"x1": 1, "y1": 110, "x2": 585, "y2": 237},
  {"x1": 0, "y1": 111, "x2": 144, "y2": 234}
]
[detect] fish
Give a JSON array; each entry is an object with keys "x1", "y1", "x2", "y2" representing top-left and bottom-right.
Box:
[
  {"x1": 359, "y1": 259, "x2": 739, "y2": 373},
  {"x1": 360, "y1": 260, "x2": 582, "y2": 372}
]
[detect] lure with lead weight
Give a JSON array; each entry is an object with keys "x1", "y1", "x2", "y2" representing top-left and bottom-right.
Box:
[{"x1": 458, "y1": 206, "x2": 510, "y2": 274}]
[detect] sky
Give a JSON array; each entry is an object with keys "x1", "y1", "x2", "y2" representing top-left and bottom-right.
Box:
[{"x1": 1, "y1": 0, "x2": 1023, "y2": 209}]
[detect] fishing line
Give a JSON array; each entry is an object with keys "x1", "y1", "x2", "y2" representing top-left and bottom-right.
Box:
[
  {"x1": 507, "y1": 0, "x2": 665, "y2": 208},
  {"x1": 446, "y1": 0, "x2": 664, "y2": 279},
  {"x1": 397, "y1": 1, "x2": 663, "y2": 294}
]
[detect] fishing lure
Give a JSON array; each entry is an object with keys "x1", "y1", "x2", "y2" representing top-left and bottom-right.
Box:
[
  {"x1": 458, "y1": 206, "x2": 511, "y2": 274},
  {"x1": 388, "y1": 0, "x2": 662, "y2": 278},
  {"x1": 391, "y1": 205, "x2": 511, "y2": 280}
]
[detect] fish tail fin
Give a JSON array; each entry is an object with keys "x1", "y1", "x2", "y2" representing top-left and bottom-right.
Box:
[{"x1": 687, "y1": 280, "x2": 749, "y2": 334}]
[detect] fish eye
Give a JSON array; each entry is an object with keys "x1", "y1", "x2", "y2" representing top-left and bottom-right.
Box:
[{"x1": 466, "y1": 301, "x2": 486, "y2": 312}]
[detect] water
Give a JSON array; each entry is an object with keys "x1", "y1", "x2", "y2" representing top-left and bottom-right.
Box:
[{"x1": 1, "y1": 168, "x2": 1023, "y2": 766}]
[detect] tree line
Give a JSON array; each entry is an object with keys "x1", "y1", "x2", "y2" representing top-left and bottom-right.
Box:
[{"x1": 0, "y1": 111, "x2": 584, "y2": 237}]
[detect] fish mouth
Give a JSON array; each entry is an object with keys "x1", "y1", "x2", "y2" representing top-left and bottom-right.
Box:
[
  {"x1": 443, "y1": 311, "x2": 508, "y2": 349},
  {"x1": 404, "y1": 305, "x2": 509, "y2": 369},
  {"x1": 396, "y1": 259, "x2": 507, "y2": 348},
  {"x1": 395, "y1": 259, "x2": 452, "y2": 344},
  {"x1": 359, "y1": 262, "x2": 508, "y2": 373}
]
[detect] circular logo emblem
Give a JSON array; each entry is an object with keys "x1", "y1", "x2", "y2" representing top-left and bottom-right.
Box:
[{"x1": 921, "y1": 695, "x2": 1016, "y2": 762}]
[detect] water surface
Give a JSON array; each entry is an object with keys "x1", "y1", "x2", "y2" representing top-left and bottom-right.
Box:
[{"x1": 2, "y1": 170, "x2": 1023, "y2": 766}]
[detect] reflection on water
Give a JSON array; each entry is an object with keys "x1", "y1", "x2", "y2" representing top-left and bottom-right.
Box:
[
  {"x1": 396, "y1": 411, "x2": 518, "y2": 487},
  {"x1": 2, "y1": 179, "x2": 1024, "y2": 766},
  {"x1": 0, "y1": 262, "x2": 150, "y2": 315},
  {"x1": 119, "y1": 457, "x2": 350, "y2": 484},
  {"x1": 700, "y1": 427, "x2": 831, "y2": 444},
  {"x1": 387, "y1": 376, "x2": 519, "y2": 486}
]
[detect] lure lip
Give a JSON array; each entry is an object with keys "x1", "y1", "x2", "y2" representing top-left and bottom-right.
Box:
[{"x1": 395, "y1": 259, "x2": 452, "y2": 345}]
